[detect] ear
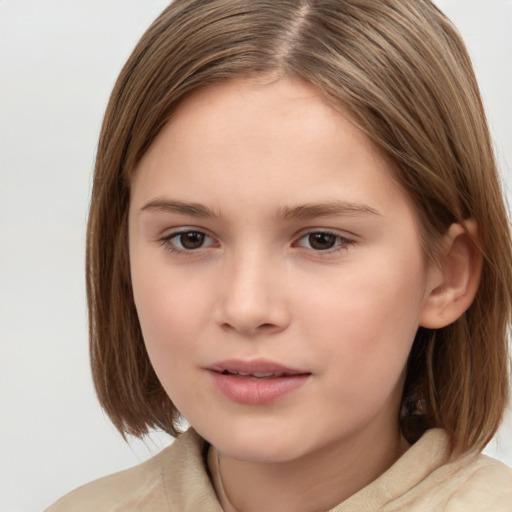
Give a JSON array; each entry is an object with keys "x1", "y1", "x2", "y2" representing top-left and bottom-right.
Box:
[{"x1": 419, "y1": 221, "x2": 482, "y2": 329}]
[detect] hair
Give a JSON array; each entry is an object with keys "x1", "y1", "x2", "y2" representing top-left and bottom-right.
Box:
[{"x1": 87, "y1": 0, "x2": 512, "y2": 453}]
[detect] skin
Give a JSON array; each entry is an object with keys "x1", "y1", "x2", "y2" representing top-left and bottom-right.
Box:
[{"x1": 128, "y1": 77, "x2": 444, "y2": 512}]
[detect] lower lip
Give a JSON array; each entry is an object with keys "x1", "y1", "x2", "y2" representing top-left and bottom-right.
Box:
[{"x1": 207, "y1": 371, "x2": 310, "y2": 405}]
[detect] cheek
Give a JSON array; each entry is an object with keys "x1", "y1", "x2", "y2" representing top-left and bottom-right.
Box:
[
  {"x1": 132, "y1": 274, "x2": 211, "y2": 412},
  {"x1": 303, "y1": 248, "x2": 425, "y2": 337},
  {"x1": 299, "y1": 249, "x2": 427, "y2": 396},
  {"x1": 130, "y1": 255, "x2": 211, "y2": 379}
]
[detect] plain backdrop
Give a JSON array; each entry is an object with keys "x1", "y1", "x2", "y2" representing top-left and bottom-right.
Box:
[{"x1": 1, "y1": 1, "x2": 511, "y2": 511}]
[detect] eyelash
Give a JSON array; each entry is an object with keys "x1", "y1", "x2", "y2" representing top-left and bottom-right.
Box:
[
  {"x1": 294, "y1": 231, "x2": 355, "y2": 254},
  {"x1": 159, "y1": 229, "x2": 355, "y2": 255},
  {"x1": 159, "y1": 229, "x2": 217, "y2": 255}
]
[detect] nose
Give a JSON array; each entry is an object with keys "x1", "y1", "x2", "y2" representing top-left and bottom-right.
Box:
[{"x1": 215, "y1": 249, "x2": 291, "y2": 336}]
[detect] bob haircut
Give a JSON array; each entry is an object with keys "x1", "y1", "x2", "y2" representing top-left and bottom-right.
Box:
[{"x1": 87, "y1": 0, "x2": 512, "y2": 453}]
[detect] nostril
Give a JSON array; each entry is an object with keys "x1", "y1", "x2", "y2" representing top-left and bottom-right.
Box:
[{"x1": 220, "y1": 321, "x2": 281, "y2": 334}]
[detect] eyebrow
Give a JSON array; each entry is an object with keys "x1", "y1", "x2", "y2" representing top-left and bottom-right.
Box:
[
  {"x1": 276, "y1": 201, "x2": 381, "y2": 220},
  {"x1": 141, "y1": 199, "x2": 220, "y2": 218},
  {"x1": 140, "y1": 198, "x2": 381, "y2": 219}
]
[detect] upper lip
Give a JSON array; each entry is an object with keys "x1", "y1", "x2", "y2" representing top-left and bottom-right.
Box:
[{"x1": 207, "y1": 358, "x2": 310, "y2": 376}]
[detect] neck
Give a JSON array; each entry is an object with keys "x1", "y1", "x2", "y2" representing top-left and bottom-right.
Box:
[{"x1": 209, "y1": 422, "x2": 408, "y2": 512}]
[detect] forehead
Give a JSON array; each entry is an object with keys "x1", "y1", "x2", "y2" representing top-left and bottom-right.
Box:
[
  {"x1": 130, "y1": 77, "x2": 413, "y2": 223},
  {"x1": 167, "y1": 76, "x2": 343, "y2": 140}
]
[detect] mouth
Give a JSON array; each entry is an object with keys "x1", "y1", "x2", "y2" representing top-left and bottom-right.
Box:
[
  {"x1": 206, "y1": 359, "x2": 311, "y2": 404},
  {"x1": 216, "y1": 369, "x2": 302, "y2": 379},
  {"x1": 209, "y1": 359, "x2": 309, "y2": 378}
]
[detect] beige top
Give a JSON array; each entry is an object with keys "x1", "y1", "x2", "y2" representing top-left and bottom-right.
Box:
[{"x1": 46, "y1": 428, "x2": 512, "y2": 512}]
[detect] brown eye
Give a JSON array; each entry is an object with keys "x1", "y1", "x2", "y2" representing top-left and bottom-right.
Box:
[
  {"x1": 179, "y1": 231, "x2": 206, "y2": 249},
  {"x1": 295, "y1": 231, "x2": 353, "y2": 253},
  {"x1": 162, "y1": 230, "x2": 216, "y2": 254},
  {"x1": 307, "y1": 232, "x2": 338, "y2": 250}
]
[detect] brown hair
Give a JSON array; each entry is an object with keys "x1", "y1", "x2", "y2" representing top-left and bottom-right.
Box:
[{"x1": 87, "y1": 0, "x2": 512, "y2": 452}]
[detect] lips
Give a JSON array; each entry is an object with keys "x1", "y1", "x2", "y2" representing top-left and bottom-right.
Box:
[
  {"x1": 218, "y1": 370, "x2": 292, "y2": 378},
  {"x1": 209, "y1": 358, "x2": 307, "y2": 375},
  {"x1": 207, "y1": 359, "x2": 311, "y2": 404}
]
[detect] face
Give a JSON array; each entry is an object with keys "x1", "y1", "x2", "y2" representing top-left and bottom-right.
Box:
[{"x1": 128, "y1": 77, "x2": 436, "y2": 463}]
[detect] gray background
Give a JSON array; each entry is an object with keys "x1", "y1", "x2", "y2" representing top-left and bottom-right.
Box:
[{"x1": 1, "y1": 1, "x2": 511, "y2": 510}]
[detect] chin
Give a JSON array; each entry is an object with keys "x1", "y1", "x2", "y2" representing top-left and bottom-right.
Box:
[
  {"x1": 194, "y1": 419, "x2": 315, "y2": 463},
  {"x1": 220, "y1": 439, "x2": 307, "y2": 464}
]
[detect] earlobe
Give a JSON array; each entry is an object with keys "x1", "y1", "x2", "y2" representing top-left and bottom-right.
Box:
[{"x1": 419, "y1": 221, "x2": 482, "y2": 329}]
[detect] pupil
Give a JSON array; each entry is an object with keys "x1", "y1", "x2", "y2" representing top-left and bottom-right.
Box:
[
  {"x1": 180, "y1": 232, "x2": 204, "y2": 249},
  {"x1": 309, "y1": 233, "x2": 336, "y2": 250}
]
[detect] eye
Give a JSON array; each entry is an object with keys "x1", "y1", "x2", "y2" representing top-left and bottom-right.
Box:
[
  {"x1": 296, "y1": 231, "x2": 353, "y2": 251},
  {"x1": 161, "y1": 230, "x2": 216, "y2": 252}
]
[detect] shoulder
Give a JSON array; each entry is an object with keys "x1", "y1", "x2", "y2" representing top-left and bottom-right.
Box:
[
  {"x1": 387, "y1": 431, "x2": 512, "y2": 512},
  {"x1": 345, "y1": 430, "x2": 512, "y2": 512},
  {"x1": 430, "y1": 451, "x2": 512, "y2": 511},
  {"x1": 45, "y1": 446, "x2": 171, "y2": 512},
  {"x1": 45, "y1": 430, "x2": 206, "y2": 512}
]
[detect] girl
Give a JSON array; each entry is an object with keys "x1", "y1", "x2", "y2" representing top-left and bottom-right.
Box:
[{"x1": 47, "y1": 0, "x2": 512, "y2": 510}]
